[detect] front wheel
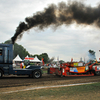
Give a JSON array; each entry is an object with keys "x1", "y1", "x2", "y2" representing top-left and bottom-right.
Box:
[
  {"x1": 0, "y1": 70, "x2": 3, "y2": 78},
  {"x1": 32, "y1": 70, "x2": 42, "y2": 79}
]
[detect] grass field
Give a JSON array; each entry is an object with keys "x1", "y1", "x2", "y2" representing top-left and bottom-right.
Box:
[
  {"x1": 41, "y1": 68, "x2": 48, "y2": 74},
  {"x1": 0, "y1": 82, "x2": 100, "y2": 100}
]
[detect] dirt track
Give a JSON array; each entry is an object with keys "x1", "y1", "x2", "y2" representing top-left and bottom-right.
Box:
[{"x1": 0, "y1": 74, "x2": 100, "y2": 88}]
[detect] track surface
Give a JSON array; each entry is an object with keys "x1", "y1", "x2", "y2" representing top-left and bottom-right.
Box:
[{"x1": 0, "y1": 74, "x2": 100, "y2": 88}]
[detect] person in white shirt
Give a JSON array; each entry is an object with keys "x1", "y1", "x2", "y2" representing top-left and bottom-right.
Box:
[{"x1": 53, "y1": 63, "x2": 57, "y2": 68}]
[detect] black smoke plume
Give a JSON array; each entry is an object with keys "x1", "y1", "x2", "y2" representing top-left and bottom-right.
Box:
[{"x1": 11, "y1": 1, "x2": 100, "y2": 44}]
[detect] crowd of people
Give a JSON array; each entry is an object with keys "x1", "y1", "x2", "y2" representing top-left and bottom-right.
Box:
[{"x1": 44, "y1": 63, "x2": 60, "y2": 68}]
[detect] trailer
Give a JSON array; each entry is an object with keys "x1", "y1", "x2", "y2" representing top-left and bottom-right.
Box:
[
  {"x1": 0, "y1": 43, "x2": 42, "y2": 79},
  {"x1": 48, "y1": 61, "x2": 100, "y2": 77}
]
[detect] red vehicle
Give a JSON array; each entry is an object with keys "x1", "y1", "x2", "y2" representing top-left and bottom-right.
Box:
[{"x1": 48, "y1": 61, "x2": 100, "y2": 77}]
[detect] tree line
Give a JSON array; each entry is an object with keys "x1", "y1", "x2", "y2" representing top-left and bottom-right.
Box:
[
  {"x1": 4, "y1": 40, "x2": 95, "y2": 64},
  {"x1": 4, "y1": 40, "x2": 49, "y2": 63}
]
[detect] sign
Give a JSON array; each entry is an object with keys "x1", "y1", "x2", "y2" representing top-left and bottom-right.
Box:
[
  {"x1": 25, "y1": 57, "x2": 34, "y2": 60},
  {"x1": 70, "y1": 66, "x2": 86, "y2": 73}
]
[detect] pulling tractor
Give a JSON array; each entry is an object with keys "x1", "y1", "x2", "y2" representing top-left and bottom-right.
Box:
[{"x1": 48, "y1": 61, "x2": 100, "y2": 77}]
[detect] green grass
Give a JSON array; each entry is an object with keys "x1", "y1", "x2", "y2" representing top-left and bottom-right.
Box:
[
  {"x1": 41, "y1": 68, "x2": 48, "y2": 74},
  {"x1": 0, "y1": 82, "x2": 100, "y2": 100}
]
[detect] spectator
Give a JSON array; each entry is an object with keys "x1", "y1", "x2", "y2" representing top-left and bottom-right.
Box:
[
  {"x1": 53, "y1": 63, "x2": 57, "y2": 68},
  {"x1": 20, "y1": 61, "x2": 24, "y2": 69}
]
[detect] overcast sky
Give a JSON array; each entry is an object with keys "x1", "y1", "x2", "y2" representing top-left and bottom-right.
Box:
[{"x1": 0, "y1": 0, "x2": 100, "y2": 61}]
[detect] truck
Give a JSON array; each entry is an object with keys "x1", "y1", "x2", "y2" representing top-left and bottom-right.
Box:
[
  {"x1": 48, "y1": 61, "x2": 100, "y2": 77},
  {"x1": 0, "y1": 43, "x2": 42, "y2": 78}
]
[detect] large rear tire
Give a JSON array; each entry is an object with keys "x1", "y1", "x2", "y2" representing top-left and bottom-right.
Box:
[
  {"x1": 95, "y1": 71, "x2": 100, "y2": 76},
  {"x1": 0, "y1": 70, "x2": 3, "y2": 78},
  {"x1": 32, "y1": 70, "x2": 42, "y2": 79}
]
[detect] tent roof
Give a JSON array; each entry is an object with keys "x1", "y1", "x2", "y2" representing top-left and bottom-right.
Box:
[
  {"x1": 30, "y1": 56, "x2": 42, "y2": 62},
  {"x1": 13, "y1": 55, "x2": 22, "y2": 61},
  {"x1": 25, "y1": 55, "x2": 29, "y2": 58}
]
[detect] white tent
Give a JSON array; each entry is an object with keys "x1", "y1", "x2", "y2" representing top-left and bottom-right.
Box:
[
  {"x1": 30, "y1": 56, "x2": 42, "y2": 62},
  {"x1": 13, "y1": 55, "x2": 22, "y2": 62},
  {"x1": 25, "y1": 55, "x2": 29, "y2": 58}
]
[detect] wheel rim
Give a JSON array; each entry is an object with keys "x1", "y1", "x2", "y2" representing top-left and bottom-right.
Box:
[
  {"x1": 96, "y1": 71, "x2": 100, "y2": 75},
  {"x1": 34, "y1": 71, "x2": 40, "y2": 78}
]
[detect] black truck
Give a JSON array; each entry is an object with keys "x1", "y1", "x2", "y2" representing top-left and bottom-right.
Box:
[{"x1": 0, "y1": 43, "x2": 42, "y2": 78}]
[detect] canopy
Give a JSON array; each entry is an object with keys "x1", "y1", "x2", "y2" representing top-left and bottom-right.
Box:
[
  {"x1": 13, "y1": 55, "x2": 22, "y2": 62},
  {"x1": 30, "y1": 56, "x2": 42, "y2": 62},
  {"x1": 24, "y1": 56, "x2": 42, "y2": 63}
]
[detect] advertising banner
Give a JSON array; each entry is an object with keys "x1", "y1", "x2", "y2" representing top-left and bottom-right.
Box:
[{"x1": 70, "y1": 66, "x2": 88, "y2": 73}]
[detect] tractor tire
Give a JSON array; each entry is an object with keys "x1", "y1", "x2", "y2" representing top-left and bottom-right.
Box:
[
  {"x1": 32, "y1": 70, "x2": 42, "y2": 79},
  {"x1": 95, "y1": 71, "x2": 100, "y2": 76},
  {"x1": 0, "y1": 70, "x2": 3, "y2": 78}
]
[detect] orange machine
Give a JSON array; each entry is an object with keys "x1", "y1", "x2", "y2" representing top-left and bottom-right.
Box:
[{"x1": 48, "y1": 61, "x2": 100, "y2": 77}]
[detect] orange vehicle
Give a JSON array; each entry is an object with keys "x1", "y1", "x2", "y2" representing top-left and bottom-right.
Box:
[{"x1": 48, "y1": 61, "x2": 100, "y2": 77}]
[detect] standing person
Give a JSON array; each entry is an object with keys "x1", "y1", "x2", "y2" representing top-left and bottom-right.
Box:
[
  {"x1": 22, "y1": 61, "x2": 24, "y2": 69},
  {"x1": 20, "y1": 62, "x2": 22, "y2": 69},
  {"x1": 53, "y1": 63, "x2": 57, "y2": 68},
  {"x1": 20, "y1": 61, "x2": 24, "y2": 69}
]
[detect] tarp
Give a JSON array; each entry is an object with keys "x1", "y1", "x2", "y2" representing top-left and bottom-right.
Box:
[{"x1": 13, "y1": 55, "x2": 22, "y2": 62}]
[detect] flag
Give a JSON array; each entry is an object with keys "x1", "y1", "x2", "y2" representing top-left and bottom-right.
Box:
[
  {"x1": 71, "y1": 58, "x2": 73, "y2": 62},
  {"x1": 42, "y1": 58, "x2": 44, "y2": 65}
]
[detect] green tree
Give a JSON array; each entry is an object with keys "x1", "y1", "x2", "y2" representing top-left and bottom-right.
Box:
[
  {"x1": 59, "y1": 60, "x2": 65, "y2": 64},
  {"x1": 4, "y1": 40, "x2": 50, "y2": 63},
  {"x1": 39, "y1": 53, "x2": 49, "y2": 63},
  {"x1": 4, "y1": 40, "x2": 30, "y2": 59}
]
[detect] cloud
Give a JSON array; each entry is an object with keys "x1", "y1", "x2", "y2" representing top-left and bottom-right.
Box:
[{"x1": 0, "y1": 0, "x2": 100, "y2": 61}]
